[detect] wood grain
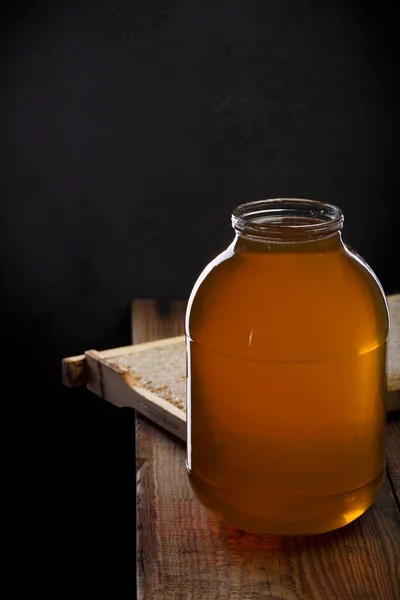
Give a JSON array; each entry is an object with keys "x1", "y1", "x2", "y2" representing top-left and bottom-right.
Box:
[
  {"x1": 387, "y1": 415, "x2": 400, "y2": 508},
  {"x1": 388, "y1": 295, "x2": 400, "y2": 393},
  {"x1": 134, "y1": 299, "x2": 400, "y2": 600},
  {"x1": 61, "y1": 353, "x2": 86, "y2": 387},
  {"x1": 131, "y1": 299, "x2": 188, "y2": 345}
]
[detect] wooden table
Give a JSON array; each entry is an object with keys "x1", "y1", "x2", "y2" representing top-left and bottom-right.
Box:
[{"x1": 134, "y1": 299, "x2": 400, "y2": 600}]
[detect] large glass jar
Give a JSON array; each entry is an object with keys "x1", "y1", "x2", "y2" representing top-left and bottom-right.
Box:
[{"x1": 185, "y1": 199, "x2": 389, "y2": 535}]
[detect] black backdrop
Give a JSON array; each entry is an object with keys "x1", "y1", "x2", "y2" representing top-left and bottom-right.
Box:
[{"x1": 0, "y1": 0, "x2": 397, "y2": 595}]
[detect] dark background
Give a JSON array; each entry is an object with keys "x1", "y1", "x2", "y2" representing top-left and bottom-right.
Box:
[{"x1": 0, "y1": 0, "x2": 397, "y2": 595}]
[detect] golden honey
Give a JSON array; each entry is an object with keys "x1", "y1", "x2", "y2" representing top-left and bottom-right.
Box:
[{"x1": 186, "y1": 199, "x2": 389, "y2": 535}]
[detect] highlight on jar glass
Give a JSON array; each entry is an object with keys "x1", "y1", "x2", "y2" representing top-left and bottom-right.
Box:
[{"x1": 185, "y1": 198, "x2": 389, "y2": 536}]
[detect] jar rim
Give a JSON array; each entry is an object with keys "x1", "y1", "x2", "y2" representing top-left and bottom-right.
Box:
[{"x1": 232, "y1": 198, "x2": 344, "y2": 241}]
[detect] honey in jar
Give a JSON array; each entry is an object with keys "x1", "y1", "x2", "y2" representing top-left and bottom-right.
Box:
[{"x1": 185, "y1": 198, "x2": 389, "y2": 535}]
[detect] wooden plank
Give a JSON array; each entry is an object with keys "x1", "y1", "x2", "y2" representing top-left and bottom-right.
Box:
[
  {"x1": 134, "y1": 299, "x2": 400, "y2": 600},
  {"x1": 61, "y1": 337, "x2": 185, "y2": 387},
  {"x1": 387, "y1": 391, "x2": 400, "y2": 413},
  {"x1": 61, "y1": 353, "x2": 86, "y2": 387},
  {"x1": 388, "y1": 295, "x2": 400, "y2": 393},
  {"x1": 387, "y1": 414, "x2": 400, "y2": 507},
  {"x1": 83, "y1": 349, "x2": 186, "y2": 441},
  {"x1": 131, "y1": 299, "x2": 188, "y2": 344}
]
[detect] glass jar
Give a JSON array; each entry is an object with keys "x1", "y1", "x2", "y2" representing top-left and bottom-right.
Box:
[{"x1": 185, "y1": 198, "x2": 389, "y2": 535}]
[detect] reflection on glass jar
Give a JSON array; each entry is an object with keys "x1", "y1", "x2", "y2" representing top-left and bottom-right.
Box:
[{"x1": 185, "y1": 198, "x2": 389, "y2": 535}]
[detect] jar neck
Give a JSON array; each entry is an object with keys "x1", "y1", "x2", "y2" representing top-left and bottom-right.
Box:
[
  {"x1": 233, "y1": 230, "x2": 344, "y2": 254},
  {"x1": 232, "y1": 198, "x2": 344, "y2": 244}
]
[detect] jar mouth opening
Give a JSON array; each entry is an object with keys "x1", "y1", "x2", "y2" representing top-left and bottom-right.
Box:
[{"x1": 232, "y1": 198, "x2": 344, "y2": 241}]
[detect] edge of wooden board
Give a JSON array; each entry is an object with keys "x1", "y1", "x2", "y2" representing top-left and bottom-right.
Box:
[
  {"x1": 61, "y1": 353, "x2": 86, "y2": 388},
  {"x1": 85, "y1": 349, "x2": 187, "y2": 441},
  {"x1": 61, "y1": 336, "x2": 185, "y2": 388}
]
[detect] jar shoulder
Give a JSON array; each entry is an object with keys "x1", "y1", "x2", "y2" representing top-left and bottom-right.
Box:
[{"x1": 186, "y1": 243, "x2": 389, "y2": 360}]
